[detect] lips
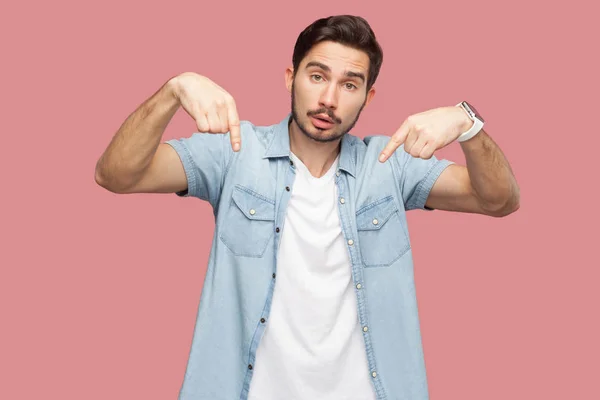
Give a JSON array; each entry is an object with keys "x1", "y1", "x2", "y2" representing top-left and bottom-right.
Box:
[
  {"x1": 314, "y1": 114, "x2": 334, "y2": 123},
  {"x1": 311, "y1": 116, "x2": 334, "y2": 129},
  {"x1": 310, "y1": 114, "x2": 335, "y2": 129}
]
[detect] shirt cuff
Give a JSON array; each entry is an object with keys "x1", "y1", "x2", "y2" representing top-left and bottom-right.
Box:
[
  {"x1": 165, "y1": 139, "x2": 199, "y2": 198},
  {"x1": 411, "y1": 159, "x2": 454, "y2": 211}
]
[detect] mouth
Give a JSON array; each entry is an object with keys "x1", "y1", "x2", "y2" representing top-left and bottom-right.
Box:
[{"x1": 310, "y1": 114, "x2": 335, "y2": 130}]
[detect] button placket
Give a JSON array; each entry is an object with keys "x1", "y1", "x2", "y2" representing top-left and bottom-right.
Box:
[{"x1": 336, "y1": 176, "x2": 379, "y2": 389}]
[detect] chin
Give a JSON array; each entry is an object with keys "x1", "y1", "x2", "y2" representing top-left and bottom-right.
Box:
[{"x1": 304, "y1": 124, "x2": 344, "y2": 143}]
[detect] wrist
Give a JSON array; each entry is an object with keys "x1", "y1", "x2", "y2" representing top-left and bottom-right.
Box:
[
  {"x1": 166, "y1": 76, "x2": 182, "y2": 101},
  {"x1": 455, "y1": 101, "x2": 484, "y2": 143},
  {"x1": 457, "y1": 105, "x2": 474, "y2": 133}
]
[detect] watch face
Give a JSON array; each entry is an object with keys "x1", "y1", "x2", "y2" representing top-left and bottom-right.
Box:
[{"x1": 464, "y1": 101, "x2": 485, "y2": 123}]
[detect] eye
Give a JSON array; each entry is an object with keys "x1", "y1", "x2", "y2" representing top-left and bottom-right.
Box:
[
  {"x1": 345, "y1": 83, "x2": 357, "y2": 90},
  {"x1": 311, "y1": 74, "x2": 323, "y2": 82}
]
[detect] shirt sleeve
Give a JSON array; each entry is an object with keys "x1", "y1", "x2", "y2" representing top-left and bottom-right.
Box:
[
  {"x1": 164, "y1": 131, "x2": 234, "y2": 209},
  {"x1": 392, "y1": 145, "x2": 454, "y2": 211}
]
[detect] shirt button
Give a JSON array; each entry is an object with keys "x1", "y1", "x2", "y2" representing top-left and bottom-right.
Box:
[
  {"x1": 347, "y1": 239, "x2": 354, "y2": 246},
  {"x1": 363, "y1": 326, "x2": 369, "y2": 332},
  {"x1": 372, "y1": 371, "x2": 377, "y2": 378},
  {"x1": 260, "y1": 318, "x2": 266, "y2": 323},
  {"x1": 339, "y1": 197, "x2": 345, "y2": 204},
  {"x1": 372, "y1": 219, "x2": 379, "y2": 225},
  {"x1": 248, "y1": 364, "x2": 253, "y2": 370},
  {"x1": 289, "y1": 160, "x2": 294, "y2": 166},
  {"x1": 285, "y1": 186, "x2": 290, "y2": 191},
  {"x1": 336, "y1": 170, "x2": 341, "y2": 176},
  {"x1": 272, "y1": 273, "x2": 276, "y2": 278},
  {"x1": 276, "y1": 227, "x2": 280, "y2": 233},
  {"x1": 356, "y1": 283, "x2": 362, "y2": 289},
  {"x1": 249, "y1": 209, "x2": 256, "y2": 215}
]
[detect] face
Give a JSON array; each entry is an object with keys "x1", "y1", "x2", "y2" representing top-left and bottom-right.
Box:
[{"x1": 286, "y1": 41, "x2": 376, "y2": 143}]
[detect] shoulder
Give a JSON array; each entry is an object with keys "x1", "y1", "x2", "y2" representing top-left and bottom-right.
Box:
[
  {"x1": 236, "y1": 119, "x2": 284, "y2": 150},
  {"x1": 349, "y1": 133, "x2": 403, "y2": 164},
  {"x1": 362, "y1": 134, "x2": 392, "y2": 150},
  {"x1": 348, "y1": 133, "x2": 397, "y2": 152}
]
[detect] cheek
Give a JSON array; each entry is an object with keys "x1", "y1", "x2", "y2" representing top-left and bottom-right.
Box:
[
  {"x1": 340, "y1": 96, "x2": 365, "y2": 117},
  {"x1": 296, "y1": 81, "x2": 321, "y2": 102}
]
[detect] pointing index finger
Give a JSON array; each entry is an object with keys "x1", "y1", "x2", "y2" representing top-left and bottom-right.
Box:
[
  {"x1": 227, "y1": 99, "x2": 241, "y2": 152},
  {"x1": 379, "y1": 120, "x2": 410, "y2": 162}
]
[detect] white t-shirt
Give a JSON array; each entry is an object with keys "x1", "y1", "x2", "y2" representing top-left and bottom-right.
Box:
[{"x1": 247, "y1": 152, "x2": 377, "y2": 400}]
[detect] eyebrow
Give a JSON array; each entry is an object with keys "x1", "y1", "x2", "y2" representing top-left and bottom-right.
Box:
[{"x1": 305, "y1": 61, "x2": 366, "y2": 84}]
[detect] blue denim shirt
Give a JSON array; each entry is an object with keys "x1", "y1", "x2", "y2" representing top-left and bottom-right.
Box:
[{"x1": 166, "y1": 113, "x2": 453, "y2": 400}]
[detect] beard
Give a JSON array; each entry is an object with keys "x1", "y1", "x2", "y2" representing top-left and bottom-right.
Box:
[{"x1": 290, "y1": 81, "x2": 366, "y2": 143}]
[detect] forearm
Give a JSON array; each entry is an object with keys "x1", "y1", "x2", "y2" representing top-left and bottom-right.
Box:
[
  {"x1": 95, "y1": 77, "x2": 180, "y2": 191},
  {"x1": 460, "y1": 128, "x2": 520, "y2": 214}
]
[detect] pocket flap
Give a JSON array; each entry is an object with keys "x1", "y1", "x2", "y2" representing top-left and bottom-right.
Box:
[
  {"x1": 231, "y1": 185, "x2": 275, "y2": 221},
  {"x1": 356, "y1": 196, "x2": 398, "y2": 231}
]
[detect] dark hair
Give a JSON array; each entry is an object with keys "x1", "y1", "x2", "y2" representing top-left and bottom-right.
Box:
[{"x1": 292, "y1": 15, "x2": 383, "y2": 91}]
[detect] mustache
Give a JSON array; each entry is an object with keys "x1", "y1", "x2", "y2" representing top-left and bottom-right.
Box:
[{"x1": 307, "y1": 108, "x2": 342, "y2": 124}]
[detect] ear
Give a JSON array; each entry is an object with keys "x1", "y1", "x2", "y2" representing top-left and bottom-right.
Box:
[
  {"x1": 364, "y1": 86, "x2": 376, "y2": 107},
  {"x1": 285, "y1": 67, "x2": 294, "y2": 93}
]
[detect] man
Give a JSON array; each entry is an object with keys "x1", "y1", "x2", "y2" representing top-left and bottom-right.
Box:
[{"x1": 96, "y1": 14, "x2": 519, "y2": 400}]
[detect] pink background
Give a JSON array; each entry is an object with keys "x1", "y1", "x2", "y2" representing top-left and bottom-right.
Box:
[{"x1": 1, "y1": 0, "x2": 598, "y2": 399}]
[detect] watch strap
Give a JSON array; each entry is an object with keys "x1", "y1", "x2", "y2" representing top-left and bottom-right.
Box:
[{"x1": 456, "y1": 102, "x2": 484, "y2": 142}]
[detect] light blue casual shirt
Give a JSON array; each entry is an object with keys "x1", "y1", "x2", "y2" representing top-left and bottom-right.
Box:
[{"x1": 165, "y1": 113, "x2": 453, "y2": 400}]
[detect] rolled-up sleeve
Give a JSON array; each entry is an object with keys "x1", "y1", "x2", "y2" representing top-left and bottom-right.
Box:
[
  {"x1": 393, "y1": 146, "x2": 454, "y2": 211},
  {"x1": 165, "y1": 132, "x2": 233, "y2": 209}
]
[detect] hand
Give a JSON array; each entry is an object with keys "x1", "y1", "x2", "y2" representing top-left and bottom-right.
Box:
[
  {"x1": 378, "y1": 106, "x2": 473, "y2": 162},
  {"x1": 171, "y1": 72, "x2": 241, "y2": 151}
]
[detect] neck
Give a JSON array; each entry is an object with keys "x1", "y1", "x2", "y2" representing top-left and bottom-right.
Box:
[{"x1": 288, "y1": 118, "x2": 341, "y2": 178}]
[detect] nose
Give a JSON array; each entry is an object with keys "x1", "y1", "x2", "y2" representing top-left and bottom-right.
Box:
[{"x1": 319, "y1": 82, "x2": 338, "y2": 110}]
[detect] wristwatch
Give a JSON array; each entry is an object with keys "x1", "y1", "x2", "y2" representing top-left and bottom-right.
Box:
[{"x1": 456, "y1": 101, "x2": 485, "y2": 142}]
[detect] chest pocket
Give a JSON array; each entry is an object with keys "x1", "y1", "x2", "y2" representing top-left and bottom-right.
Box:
[
  {"x1": 219, "y1": 185, "x2": 276, "y2": 257},
  {"x1": 355, "y1": 196, "x2": 410, "y2": 267}
]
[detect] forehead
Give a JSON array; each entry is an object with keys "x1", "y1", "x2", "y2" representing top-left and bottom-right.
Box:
[{"x1": 301, "y1": 41, "x2": 369, "y2": 75}]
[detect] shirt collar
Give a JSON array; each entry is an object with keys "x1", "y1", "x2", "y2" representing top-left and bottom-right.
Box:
[{"x1": 263, "y1": 113, "x2": 356, "y2": 177}]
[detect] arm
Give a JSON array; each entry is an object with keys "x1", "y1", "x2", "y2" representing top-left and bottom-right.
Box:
[
  {"x1": 94, "y1": 78, "x2": 186, "y2": 194},
  {"x1": 379, "y1": 104, "x2": 520, "y2": 217},
  {"x1": 95, "y1": 73, "x2": 241, "y2": 195},
  {"x1": 425, "y1": 128, "x2": 520, "y2": 217}
]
